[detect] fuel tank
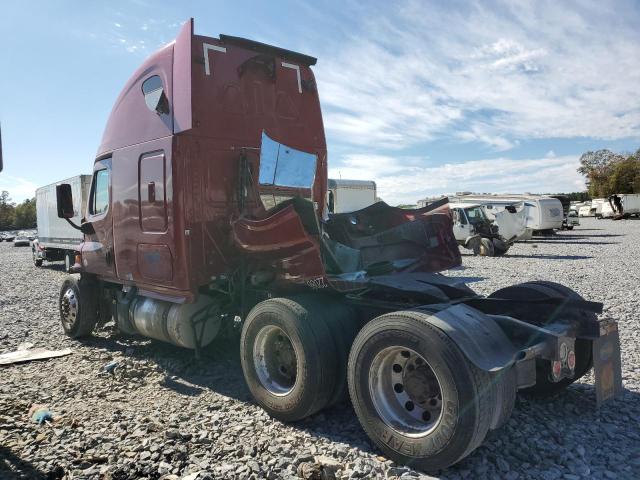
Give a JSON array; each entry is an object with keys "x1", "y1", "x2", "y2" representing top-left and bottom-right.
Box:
[{"x1": 126, "y1": 294, "x2": 221, "y2": 349}]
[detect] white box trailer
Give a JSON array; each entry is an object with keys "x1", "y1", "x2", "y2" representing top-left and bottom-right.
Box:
[
  {"x1": 33, "y1": 175, "x2": 91, "y2": 270},
  {"x1": 327, "y1": 179, "x2": 377, "y2": 214},
  {"x1": 621, "y1": 194, "x2": 640, "y2": 216}
]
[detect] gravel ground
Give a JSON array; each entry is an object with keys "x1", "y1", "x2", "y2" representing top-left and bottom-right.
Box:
[{"x1": 1, "y1": 217, "x2": 639, "y2": 480}]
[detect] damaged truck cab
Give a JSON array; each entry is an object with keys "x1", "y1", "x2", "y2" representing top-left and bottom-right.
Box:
[{"x1": 55, "y1": 19, "x2": 623, "y2": 472}]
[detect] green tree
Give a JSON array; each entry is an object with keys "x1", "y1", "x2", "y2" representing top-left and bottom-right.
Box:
[
  {"x1": 0, "y1": 190, "x2": 16, "y2": 230},
  {"x1": 577, "y1": 148, "x2": 640, "y2": 197},
  {"x1": 609, "y1": 156, "x2": 640, "y2": 194},
  {"x1": 14, "y1": 197, "x2": 36, "y2": 229}
]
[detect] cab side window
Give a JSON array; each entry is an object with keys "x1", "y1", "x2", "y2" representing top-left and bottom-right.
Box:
[
  {"x1": 90, "y1": 169, "x2": 110, "y2": 215},
  {"x1": 454, "y1": 209, "x2": 467, "y2": 225}
]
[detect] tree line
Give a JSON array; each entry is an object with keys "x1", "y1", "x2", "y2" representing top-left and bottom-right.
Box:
[
  {"x1": 578, "y1": 148, "x2": 640, "y2": 198},
  {"x1": 0, "y1": 191, "x2": 37, "y2": 230}
]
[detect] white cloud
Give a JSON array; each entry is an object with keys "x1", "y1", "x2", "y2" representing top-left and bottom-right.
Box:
[
  {"x1": 0, "y1": 175, "x2": 38, "y2": 202},
  {"x1": 329, "y1": 154, "x2": 585, "y2": 205},
  {"x1": 313, "y1": 0, "x2": 640, "y2": 151}
]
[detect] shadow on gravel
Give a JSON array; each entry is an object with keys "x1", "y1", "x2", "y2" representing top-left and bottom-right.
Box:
[
  {"x1": 506, "y1": 254, "x2": 593, "y2": 260},
  {"x1": 0, "y1": 446, "x2": 50, "y2": 480},
  {"x1": 35, "y1": 263, "x2": 66, "y2": 272},
  {"x1": 76, "y1": 330, "x2": 640, "y2": 476},
  {"x1": 78, "y1": 332, "x2": 253, "y2": 403},
  {"x1": 529, "y1": 240, "x2": 620, "y2": 245},
  {"x1": 540, "y1": 234, "x2": 623, "y2": 239},
  {"x1": 447, "y1": 275, "x2": 486, "y2": 283}
]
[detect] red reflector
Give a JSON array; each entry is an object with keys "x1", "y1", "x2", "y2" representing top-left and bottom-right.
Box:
[
  {"x1": 567, "y1": 350, "x2": 576, "y2": 370},
  {"x1": 552, "y1": 360, "x2": 562, "y2": 379}
]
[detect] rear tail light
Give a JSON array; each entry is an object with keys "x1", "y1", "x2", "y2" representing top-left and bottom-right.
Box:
[
  {"x1": 567, "y1": 350, "x2": 576, "y2": 370},
  {"x1": 552, "y1": 360, "x2": 562, "y2": 380},
  {"x1": 559, "y1": 343, "x2": 568, "y2": 362}
]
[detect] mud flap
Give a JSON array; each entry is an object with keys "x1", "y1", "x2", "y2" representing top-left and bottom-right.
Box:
[{"x1": 593, "y1": 321, "x2": 623, "y2": 407}]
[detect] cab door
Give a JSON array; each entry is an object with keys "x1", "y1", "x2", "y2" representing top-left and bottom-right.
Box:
[
  {"x1": 451, "y1": 208, "x2": 469, "y2": 242},
  {"x1": 81, "y1": 158, "x2": 117, "y2": 279}
]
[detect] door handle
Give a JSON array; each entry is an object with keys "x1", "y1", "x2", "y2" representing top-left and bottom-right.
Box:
[
  {"x1": 148, "y1": 182, "x2": 156, "y2": 203},
  {"x1": 105, "y1": 246, "x2": 114, "y2": 265}
]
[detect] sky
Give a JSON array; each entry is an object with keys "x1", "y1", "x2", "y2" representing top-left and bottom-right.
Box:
[{"x1": 0, "y1": 0, "x2": 639, "y2": 205}]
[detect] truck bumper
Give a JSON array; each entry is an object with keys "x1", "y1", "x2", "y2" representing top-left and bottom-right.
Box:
[{"x1": 593, "y1": 320, "x2": 624, "y2": 406}]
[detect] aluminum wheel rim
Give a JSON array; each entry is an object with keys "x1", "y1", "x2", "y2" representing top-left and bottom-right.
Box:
[
  {"x1": 60, "y1": 288, "x2": 78, "y2": 330},
  {"x1": 253, "y1": 325, "x2": 298, "y2": 396},
  {"x1": 369, "y1": 346, "x2": 444, "y2": 437}
]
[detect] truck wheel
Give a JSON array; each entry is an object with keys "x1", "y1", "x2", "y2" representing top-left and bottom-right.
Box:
[
  {"x1": 347, "y1": 311, "x2": 494, "y2": 472},
  {"x1": 479, "y1": 237, "x2": 495, "y2": 256},
  {"x1": 488, "y1": 281, "x2": 593, "y2": 396},
  {"x1": 240, "y1": 297, "x2": 338, "y2": 422},
  {"x1": 32, "y1": 249, "x2": 43, "y2": 267},
  {"x1": 492, "y1": 238, "x2": 509, "y2": 256},
  {"x1": 59, "y1": 275, "x2": 99, "y2": 338}
]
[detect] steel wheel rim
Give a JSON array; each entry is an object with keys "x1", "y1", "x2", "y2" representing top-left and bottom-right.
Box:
[
  {"x1": 253, "y1": 325, "x2": 298, "y2": 396},
  {"x1": 60, "y1": 288, "x2": 78, "y2": 330},
  {"x1": 369, "y1": 346, "x2": 444, "y2": 437}
]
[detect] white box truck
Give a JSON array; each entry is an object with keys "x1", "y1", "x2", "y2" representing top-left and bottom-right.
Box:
[
  {"x1": 33, "y1": 175, "x2": 91, "y2": 271},
  {"x1": 327, "y1": 179, "x2": 377, "y2": 214}
]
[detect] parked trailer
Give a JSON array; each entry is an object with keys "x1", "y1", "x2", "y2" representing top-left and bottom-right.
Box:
[
  {"x1": 52, "y1": 19, "x2": 622, "y2": 472},
  {"x1": 597, "y1": 201, "x2": 615, "y2": 219},
  {"x1": 578, "y1": 205, "x2": 593, "y2": 217},
  {"x1": 327, "y1": 178, "x2": 377, "y2": 214},
  {"x1": 592, "y1": 198, "x2": 606, "y2": 217},
  {"x1": 33, "y1": 175, "x2": 91, "y2": 271},
  {"x1": 621, "y1": 194, "x2": 640, "y2": 217}
]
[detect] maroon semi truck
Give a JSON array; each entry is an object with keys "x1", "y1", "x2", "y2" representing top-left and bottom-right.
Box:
[{"x1": 54, "y1": 19, "x2": 622, "y2": 471}]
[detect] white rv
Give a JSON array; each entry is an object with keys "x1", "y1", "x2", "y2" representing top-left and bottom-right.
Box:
[
  {"x1": 578, "y1": 205, "x2": 593, "y2": 217},
  {"x1": 597, "y1": 201, "x2": 615, "y2": 219},
  {"x1": 328, "y1": 179, "x2": 377, "y2": 214},
  {"x1": 591, "y1": 199, "x2": 606, "y2": 217}
]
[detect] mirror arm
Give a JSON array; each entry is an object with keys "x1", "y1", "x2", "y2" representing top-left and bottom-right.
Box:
[
  {"x1": 64, "y1": 218, "x2": 82, "y2": 231},
  {"x1": 63, "y1": 218, "x2": 94, "y2": 234}
]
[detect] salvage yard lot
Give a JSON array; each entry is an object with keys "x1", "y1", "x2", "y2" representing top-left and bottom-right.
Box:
[{"x1": 1, "y1": 217, "x2": 639, "y2": 480}]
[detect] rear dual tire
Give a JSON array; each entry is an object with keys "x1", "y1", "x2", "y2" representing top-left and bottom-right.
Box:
[
  {"x1": 240, "y1": 296, "x2": 357, "y2": 422},
  {"x1": 347, "y1": 311, "x2": 510, "y2": 472}
]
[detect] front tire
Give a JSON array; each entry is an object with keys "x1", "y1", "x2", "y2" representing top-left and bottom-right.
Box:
[
  {"x1": 479, "y1": 237, "x2": 495, "y2": 256},
  {"x1": 347, "y1": 311, "x2": 494, "y2": 472},
  {"x1": 59, "y1": 275, "x2": 99, "y2": 338}
]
